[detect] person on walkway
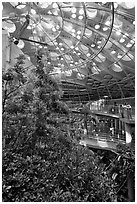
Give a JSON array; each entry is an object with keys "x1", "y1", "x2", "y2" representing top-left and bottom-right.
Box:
[
  {"x1": 119, "y1": 104, "x2": 124, "y2": 118},
  {"x1": 126, "y1": 104, "x2": 132, "y2": 119}
]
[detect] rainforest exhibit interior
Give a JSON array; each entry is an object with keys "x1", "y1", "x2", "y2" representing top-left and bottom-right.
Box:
[{"x1": 2, "y1": 2, "x2": 135, "y2": 202}]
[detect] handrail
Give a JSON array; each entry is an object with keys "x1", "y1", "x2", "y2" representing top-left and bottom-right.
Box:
[{"x1": 90, "y1": 104, "x2": 135, "y2": 120}]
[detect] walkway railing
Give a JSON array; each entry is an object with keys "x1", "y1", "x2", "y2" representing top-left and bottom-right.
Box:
[
  {"x1": 87, "y1": 131, "x2": 126, "y2": 143},
  {"x1": 90, "y1": 104, "x2": 135, "y2": 120}
]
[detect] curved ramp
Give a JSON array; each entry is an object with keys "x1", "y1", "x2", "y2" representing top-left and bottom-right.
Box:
[{"x1": 80, "y1": 138, "x2": 125, "y2": 152}]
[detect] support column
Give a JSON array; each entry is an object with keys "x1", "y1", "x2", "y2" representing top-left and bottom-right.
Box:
[
  {"x1": 114, "y1": 119, "x2": 119, "y2": 139},
  {"x1": 119, "y1": 120, "x2": 121, "y2": 132},
  {"x1": 84, "y1": 113, "x2": 88, "y2": 131},
  {"x1": 125, "y1": 123, "x2": 132, "y2": 145},
  {"x1": 127, "y1": 171, "x2": 135, "y2": 201}
]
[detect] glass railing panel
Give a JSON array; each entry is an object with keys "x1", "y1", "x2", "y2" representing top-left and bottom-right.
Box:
[{"x1": 90, "y1": 104, "x2": 135, "y2": 120}]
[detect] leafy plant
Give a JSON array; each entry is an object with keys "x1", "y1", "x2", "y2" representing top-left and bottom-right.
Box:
[{"x1": 3, "y1": 53, "x2": 117, "y2": 202}]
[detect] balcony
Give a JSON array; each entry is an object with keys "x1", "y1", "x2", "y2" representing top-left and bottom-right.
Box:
[{"x1": 89, "y1": 99, "x2": 135, "y2": 123}]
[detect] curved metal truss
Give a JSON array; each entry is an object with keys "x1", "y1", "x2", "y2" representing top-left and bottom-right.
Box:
[{"x1": 2, "y1": 2, "x2": 135, "y2": 103}]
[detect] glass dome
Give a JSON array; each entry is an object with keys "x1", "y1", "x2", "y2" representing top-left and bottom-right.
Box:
[{"x1": 2, "y1": 2, "x2": 135, "y2": 103}]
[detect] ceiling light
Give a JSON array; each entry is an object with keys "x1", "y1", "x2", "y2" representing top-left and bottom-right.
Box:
[
  {"x1": 56, "y1": 25, "x2": 60, "y2": 30},
  {"x1": 116, "y1": 31, "x2": 121, "y2": 35},
  {"x1": 112, "y1": 63, "x2": 122, "y2": 72},
  {"x1": 105, "y1": 21, "x2": 111, "y2": 26},
  {"x1": 130, "y1": 39, "x2": 135, "y2": 44},
  {"x1": 48, "y1": 62, "x2": 51, "y2": 64},
  {"x1": 70, "y1": 45, "x2": 74, "y2": 49},
  {"x1": 117, "y1": 54, "x2": 122, "y2": 59},
  {"x1": 38, "y1": 45, "x2": 42, "y2": 48},
  {"x1": 71, "y1": 7, "x2": 77, "y2": 13},
  {"x1": 79, "y1": 9, "x2": 84, "y2": 15},
  {"x1": 48, "y1": 11, "x2": 52, "y2": 14},
  {"x1": 52, "y1": 27, "x2": 56, "y2": 32},
  {"x1": 75, "y1": 47, "x2": 79, "y2": 50},
  {"x1": 77, "y1": 30, "x2": 81, "y2": 35},
  {"x1": 52, "y1": 10, "x2": 58, "y2": 16},
  {"x1": 114, "y1": 3, "x2": 118, "y2": 9},
  {"x1": 87, "y1": 53, "x2": 91, "y2": 57},
  {"x1": 59, "y1": 43, "x2": 63, "y2": 46},
  {"x1": 77, "y1": 35, "x2": 81, "y2": 39},
  {"x1": 16, "y1": 4, "x2": 26, "y2": 9},
  {"x1": 72, "y1": 33, "x2": 76, "y2": 37},
  {"x1": 72, "y1": 14, "x2": 76, "y2": 18},
  {"x1": 17, "y1": 40, "x2": 24, "y2": 49},
  {"x1": 78, "y1": 53, "x2": 81, "y2": 55},
  {"x1": 78, "y1": 15, "x2": 84, "y2": 20},
  {"x1": 52, "y1": 3, "x2": 58, "y2": 8},
  {"x1": 126, "y1": 43, "x2": 132, "y2": 48},
  {"x1": 95, "y1": 24, "x2": 100, "y2": 29},
  {"x1": 91, "y1": 44, "x2": 95, "y2": 47},
  {"x1": 103, "y1": 27, "x2": 109, "y2": 31},
  {"x1": 31, "y1": 9, "x2": 36, "y2": 15},
  {"x1": 111, "y1": 50, "x2": 116, "y2": 54},
  {"x1": 61, "y1": 48, "x2": 64, "y2": 51},
  {"x1": 97, "y1": 41, "x2": 102, "y2": 44},
  {"x1": 72, "y1": 29, "x2": 75, "y2": 33},
  {"x1": 119, "y1": 38, "x2": 125, "y2": 43},
  {"x1": 85, "y1": 29, "x2": 92, "y2": 37},
  {"x1": 86, "y1": 8, "x2": 97, "y2": 18}
]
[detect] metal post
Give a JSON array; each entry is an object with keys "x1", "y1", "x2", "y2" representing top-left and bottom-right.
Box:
[{"x1": 127, "y1": 171, "x2": 135, "y2": 201}]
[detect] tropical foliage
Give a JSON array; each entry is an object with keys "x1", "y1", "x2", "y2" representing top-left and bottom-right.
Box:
[{"x1": 2, "y1": 54, "x2": 134, "y2": 202}]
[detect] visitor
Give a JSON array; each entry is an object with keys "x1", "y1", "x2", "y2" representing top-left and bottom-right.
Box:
[
  {"x1": 114, "y1": 102, "x2": 118, "y2": 114},
  {"x1": 126, "y1": 104, "x2": 132, "y2": 119},
  {"x1": 110, "y1": 127, "x2": 114, "y2": 140},
  {"x1": 119, "y1": 104, "x2": 124, "y2": 118},
  {"x1": 121, "y1": 103, "x2": 132, "y2": 119}
]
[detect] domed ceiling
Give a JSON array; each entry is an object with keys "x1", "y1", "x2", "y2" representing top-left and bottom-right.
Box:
[{"x1": 2, "y1": 2, "x2": 135, "y2": 103}]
